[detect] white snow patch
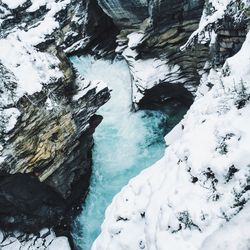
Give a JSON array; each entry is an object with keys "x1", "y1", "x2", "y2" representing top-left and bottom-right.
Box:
[
  {"x1": 1, "y1": 0, "x2": 27, "y2": 9},
  {"x1": 127, "y1": 31, "x2": 145, "y2": 49},
  {"x1": 0, "y1": 34, "x2": 62, "y2": 97},
  {"x1": 180, "y1": 0, "x2": 231, "y2": 50},
  {"x1": 0, "y1": 229, "x2": 71, "y2": 250},
  {"x1": 122, "y1": 47, "x2": 185, "y2": 104},
  {"x1": 48, "y1": 236, "x2": 71, "y2": 250},
  {"x1": 201, "y1": 202, "x2": 250, "y2": 250},
  {"x1": 73, "y1": 79, "x2": 107, "y2": 101},
  {"x1": 2, "y1": 108, "x2": 21, "y2": 133}
]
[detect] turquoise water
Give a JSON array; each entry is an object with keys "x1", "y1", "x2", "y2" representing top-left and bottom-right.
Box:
[{"x1": 70, "y1": 55, "x2": 187, "y2": 250}]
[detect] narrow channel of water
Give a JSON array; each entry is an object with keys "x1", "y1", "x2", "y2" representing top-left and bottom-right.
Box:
[{"x1": 70, "y1": 55, "x2": 188, "y2": 250}]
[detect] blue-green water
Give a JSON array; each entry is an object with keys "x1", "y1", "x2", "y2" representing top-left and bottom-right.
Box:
[{"x1": 70, "y1": 55, "x2": 187, "y2": 250}]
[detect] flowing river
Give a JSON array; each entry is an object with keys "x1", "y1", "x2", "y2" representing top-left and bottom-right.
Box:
[{"x1": 70, "y1": 55, "x2": 188, "y2": 250}]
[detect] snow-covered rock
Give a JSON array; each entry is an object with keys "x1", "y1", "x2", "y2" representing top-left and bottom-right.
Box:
[
  {"x1": 122, "y1": 46, "x2": 187, "y2": 104},
  {"x1": 0, "y1": 229, "x2": 71, "y2": 250},
  {"x1": 111, "y1": 0, "x2": 248, "y2": 110},
  {"x1": 1, "y1": 0, "x2": 250, "y2": 249},
  {"x1": 0, "y1": 0, "x2": 111, "y2": 246}
]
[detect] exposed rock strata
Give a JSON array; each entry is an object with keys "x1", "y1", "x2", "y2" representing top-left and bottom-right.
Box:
[
  {"x1": 0, "y1": 0, "x2": 111, "y2": 239},
  {"x1": 98, "y1": 0, "x2": 249, "y2": 109},
  {"x1": 99, "y1": 0, "x2": 207, "y2": 106}
]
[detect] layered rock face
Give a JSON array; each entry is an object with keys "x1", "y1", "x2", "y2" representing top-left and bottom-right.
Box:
[
  {"x1": 98, "y1": 0, "x2": 248, "y2": 110},
  {"x1": 99, "y1": 0, "x2": 206, "y2": 107},
  {"x1": 97, "y1": 0, "x2": 149, "y2": 28},
  {"x1": 0, "y1": 0, "x2": 112, "y2": 236}
]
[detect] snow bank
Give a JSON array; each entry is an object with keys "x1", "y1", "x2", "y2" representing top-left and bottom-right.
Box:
[{"x1": 201, "y1": 202, "x2": 250, "y2": 250}]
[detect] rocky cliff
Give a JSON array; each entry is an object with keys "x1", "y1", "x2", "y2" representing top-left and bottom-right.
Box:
[
  {"x1": 0, "y1": 0, "x2": 114, "y2": 245},
  {"x1": 106, "y1": 0, "x2": 248, "y2": 110},
  {"x1": 99, "y1": 0, "x2": 206, "y2": 107}
]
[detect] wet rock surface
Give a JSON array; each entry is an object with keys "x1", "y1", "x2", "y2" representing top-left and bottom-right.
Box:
[{"x1": 0, "y1": 173, "x2": 65, "y2": 232}]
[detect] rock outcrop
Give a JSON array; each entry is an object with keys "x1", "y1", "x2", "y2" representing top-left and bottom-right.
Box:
[
  {"x1": 98, "y1": 0, "x2": 206, "y2": 107},
  {"x1": 98, "y1": 0, "x2": 249, "y2": 109},
  {"x1": 0, "y1": 0, "x2": 111, "y2": 239}
]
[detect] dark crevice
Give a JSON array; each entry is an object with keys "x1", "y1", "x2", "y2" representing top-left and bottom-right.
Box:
[{"x1": 137, "y1": 83, "x2": 194, "y2": 112}]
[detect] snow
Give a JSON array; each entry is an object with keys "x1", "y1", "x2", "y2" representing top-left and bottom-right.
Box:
[
  {"x1": 18, "y1": 0, "x2": 70, "y2": 45},
  {"x1": 26, "y1": 0, "x2": 50, "y2": 12},
  {"x1": 70, "y1": 56, "x2": 108, "y2": 101},
  {"x1": 180, "y1": 0, "x2": 231, "y2": 50},
  {"x1": 1, "y1": 0, "x2": 27, "y2": 9},
  {"x1": 93, "y1": 4, "x2": 250, "y2": 250},
  {"x1": 127, "y1": 31, "x2": 145, "y2": 49},
  {"x1": 122, "y1": 47, "x2": 185, "y2": 104},
  {"x1": 64, "y1": 37, "x2": 90, "y2": 54},
  {"x1": 226, "y1": 32, "x2": 250, "y2": 82},
  {"x1": 0, "y1": 0, "x2": 71, "y2": 136},
  {"x1": 1, "y1": 108, "x2": 21, "y2": 133},
  {"x1": 48, "y1": 236, "x2": 71, "y2": 250},
  {"x1": 200, "y1": 202, "x2": 250, "y2": 250},
  {"x1": 0, "y1": 229, "x2": 71, "y2": 250},
  {"x1": 73, "y1": 79, "x2": 108, "y2": 101},
  {"x1": 0, "y1": 0, "x2": 71, "y2": 100},
  {"x1": 93, "y1": 62, "x2": 250, "y2": 249},
  {"x1": 0, "y1": 35, "x2": 62, "y2": 97}
]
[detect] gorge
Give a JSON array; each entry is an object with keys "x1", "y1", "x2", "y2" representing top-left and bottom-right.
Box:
[
  {"x1": 0, "y1": 0, "x2": 250, "y2": 249},
  {"x1": 70, "y1": 55, "x2": 189, "y2": 249}
]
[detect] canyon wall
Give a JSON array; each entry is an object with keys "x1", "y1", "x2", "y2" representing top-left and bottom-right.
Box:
[
  {"x1": 98, "y1": 0, "x2": 248, "y2": 109},
  {"x1": 0, "y1": 0, "x2": 114, "y2": 240}
]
